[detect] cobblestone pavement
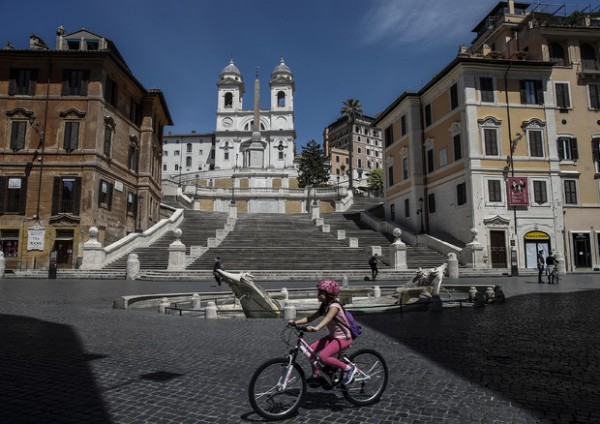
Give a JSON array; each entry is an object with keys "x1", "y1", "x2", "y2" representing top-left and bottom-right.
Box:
[{"x1": 0, "y1": 274, "x2": 599, "y2": 423}]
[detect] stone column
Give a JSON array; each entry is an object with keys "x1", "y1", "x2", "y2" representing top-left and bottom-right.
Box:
[
  {"x1": 389, "y1": 228, "x2": 407, "y2": 270},
  {"x1": 80, "y1": 227, "x2": 105, "y2": 270},
  {"x1": 126, "y1": 253, "x2": 141, "y2": 280},
  {"x1": 0, "y1": 251, "x2": 4, "y2": 278},
  {"x1": 168, "y1": 228, "x2": 187, "y2": 271}
]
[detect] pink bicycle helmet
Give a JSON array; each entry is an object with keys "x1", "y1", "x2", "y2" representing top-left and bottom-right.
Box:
[{"x1": 316, "y1": 279, "x2": 340, "y2": 296}]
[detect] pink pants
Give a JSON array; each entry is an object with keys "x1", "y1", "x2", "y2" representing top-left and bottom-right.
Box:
[{"x1": 310, "y1": 336, "x2": 352, "y2": 372}]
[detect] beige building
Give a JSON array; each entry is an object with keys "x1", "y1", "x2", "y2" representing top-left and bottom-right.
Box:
[
  {"x1": 0, "y1": 27, "x2": 172, "y2": 271},
  {"x1": 373, "y1": 1, "x2": 600, "y2": 272},
  {"x1": 323, "y1": 114, "x2": 383, "y2": 189}
]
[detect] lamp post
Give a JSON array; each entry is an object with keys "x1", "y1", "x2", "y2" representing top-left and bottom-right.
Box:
[{"x1": 417, "y1": 196, "x2": 425, "y2": 234}]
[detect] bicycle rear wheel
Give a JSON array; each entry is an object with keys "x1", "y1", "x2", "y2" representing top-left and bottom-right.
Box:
[
  {"x1": 248, "y1": 357, "x2": 306, "y2": 420},
  {"x1": 342, "y1": 349, "x2": 388, "y2": 406}
]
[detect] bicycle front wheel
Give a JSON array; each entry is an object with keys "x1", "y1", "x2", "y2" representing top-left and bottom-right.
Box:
[
  {"x1": 248, "y1": 357, "x2": 306, "y2": 420},
  {"x1": 342, "y1": 349, "x2": 388, "y2": 406}
]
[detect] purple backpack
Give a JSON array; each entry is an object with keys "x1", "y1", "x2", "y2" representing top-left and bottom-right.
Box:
[{"x1": 333, "y1": 303, "x2": 363, "y2": 339}]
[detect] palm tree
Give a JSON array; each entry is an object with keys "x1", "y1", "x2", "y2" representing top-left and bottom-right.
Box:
[{"x1": 340, "y1": 99, "x2": 363, "y2": 190}]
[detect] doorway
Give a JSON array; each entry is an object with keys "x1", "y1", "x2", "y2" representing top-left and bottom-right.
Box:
[
  {"x1": 53, "y1": 229, "x2": 74, "y2": 269},
  {"x1": 572, "y1": 233, "x2": 592, "y2": 268},
  {"x1": 490, "y1": 230, "x2": 507, "y2": 268}
]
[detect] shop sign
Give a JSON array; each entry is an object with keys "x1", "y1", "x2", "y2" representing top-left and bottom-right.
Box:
[
  {"x1": 507, "y1": 177, "x2": 529, "y2": 206},
  {"x1": 27, "y1": 224, "x2": 46, "y2": 251},
  {"x1": 524, "y1": 231, "x2": 550, "y2": 240}
]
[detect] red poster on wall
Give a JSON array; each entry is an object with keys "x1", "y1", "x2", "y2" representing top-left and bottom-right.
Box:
[{"x1": 507, "y1": 177, "x2": 529, "y2": 206}]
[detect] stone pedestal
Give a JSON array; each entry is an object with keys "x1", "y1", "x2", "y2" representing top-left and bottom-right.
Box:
[
  {"x1": 447, "y1": 252, "x2": 459, "y2": 279},
  {"x1": 348, "y1": 238, "x2": 358, "y2": 248},
  {"x1": 126, "y1": 253, "x2": 141, "y2": 280},
  {"x1": 80, "y1": 226, "x2": 105, "y2": 270},
  {"x1": 389, "y1": 229, "x2": 407, "y2": 270},
  {"x1": 168, "y1": 228, "x2": 186, "y2": 271},
  {"x1": 337, "y1": 230, "x2": 346, "y2": 240},
  {"x1": 283, "y1": 303, "x2": 296, "y2": 320},
  {"x1": 228, "y1": 204, "x2": 237, "y2": 220},
  {"x1": 311, "y1": 205, "x2": 320, "y2": 221},
  {"x1": 463, "y1": 228, "x2": 486, "y2": 269},
  {"x1": 205, "y1": 301, "x2": 218, "y2": 319},
  {"x1": 322, "y1": 224, "x2": 330, "y2": 233}
]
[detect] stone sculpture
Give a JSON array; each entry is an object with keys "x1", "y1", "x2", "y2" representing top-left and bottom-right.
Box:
[{"x1": 216, "y1": 269, "x2": 281, "y2": 318}]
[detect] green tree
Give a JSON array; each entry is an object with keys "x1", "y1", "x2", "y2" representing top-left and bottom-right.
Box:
[
  {"x1": 367, "y1": 168, "x2": 384, "y2": 195},
  {"x1": 340, "y1": 99, "x2": 363, "y2": 190},
  {"x1": 297, "y1": 140, "x2": 329, "y2": 188}
]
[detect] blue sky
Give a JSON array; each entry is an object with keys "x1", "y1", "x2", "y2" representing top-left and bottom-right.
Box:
[{"x1": 0, "y1": 0, "x2": 590, "y2": 149}]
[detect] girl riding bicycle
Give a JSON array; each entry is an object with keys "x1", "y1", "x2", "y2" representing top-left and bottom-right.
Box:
[{"x1": 289, "y1": 279, "x2": 357, "y2": 386}]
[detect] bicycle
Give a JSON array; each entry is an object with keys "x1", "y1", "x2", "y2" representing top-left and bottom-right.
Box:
[{"x1": 248, "y1": 323, "x2": 388, "y2": 420}]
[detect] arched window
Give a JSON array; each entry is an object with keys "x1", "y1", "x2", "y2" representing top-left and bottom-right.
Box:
[
  {"x1": 224, "y1": 92, "x2": 233, "y2": 108},
  {"x1": 549, "y1": 42, "x2": 567, "y2": 65},
  {"x1": 277, "y1": 91, "x2": 286, "y2": 107},
  {"x1": 581, "y1": 43, "x2": 597, "y2": 70}
]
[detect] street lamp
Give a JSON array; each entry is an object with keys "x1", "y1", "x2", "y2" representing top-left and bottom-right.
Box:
[{"x1": 417, "y1": 196, "x2": 425, "y2": 234}]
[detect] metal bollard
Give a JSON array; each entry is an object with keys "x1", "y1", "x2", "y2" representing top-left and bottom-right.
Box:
[
  {"x1": 205, "y1": 301, "x2": 218, "y2": 319},
  {"x1": 283, "y1": 303, "x2": 296, "y2": 321},
  {"x1": 159, "y1": 297, "x2": 170, "y2": 314},
  {"x1": 191, "y1": 293, "x2": 201, "y2": 309}
]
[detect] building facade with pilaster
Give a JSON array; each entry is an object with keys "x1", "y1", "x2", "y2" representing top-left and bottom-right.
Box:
[{"x1": 0, "y1": 27, "x2": 172, "y2": 271}]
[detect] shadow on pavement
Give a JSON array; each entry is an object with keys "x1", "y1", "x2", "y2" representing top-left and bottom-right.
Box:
[
  {"x1": 359, "y1": 291, "x2": 600, "y2": 423},
  {"x1": 0, "y1": 314, "x2": 112, "y2": 423}
]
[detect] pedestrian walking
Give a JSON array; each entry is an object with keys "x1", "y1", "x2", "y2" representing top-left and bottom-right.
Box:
[
  {"x1": 369, "y1": 253, "x2": 380, "y2": 281},
  {"x1": 213, "y1": 257, "x2": 225, "y2": 286},
  {"x1": 546, "y1": 251, "x2": 557, "y2": 284},
  {"x1": 537, "y1": 250, "x2": 545, "y2": 284}
]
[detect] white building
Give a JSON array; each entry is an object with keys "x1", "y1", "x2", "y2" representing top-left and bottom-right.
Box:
[{"x1": 162, "y1": 132, "x2": 215, "y2": 184}]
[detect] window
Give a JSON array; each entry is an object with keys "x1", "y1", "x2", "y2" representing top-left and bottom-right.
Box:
[
  {"x1": 174, "y1": 150, "x2": 180, "y2": 156},
  {"x1": 480, "y1": 77, "x2": 494, "y2": 102},
  {"x1": 450, "y1": 83, "x2": 459, "y2": 109},
  {"x1": 593, "y1": 137, "x2": 600, "y2": 173},
  {"x1": 357, "y1": 158, "x2": 363, "y2": 169},
  {"x1": 384, "y1": 125, "x2": 394, "y2": 148},
  {"x1": 9, "y1": 68, "x2": 37, "y2": 96},
  {"x1": 388, "y1": 165, "x2": 394, "y2": 186},
  {"x1": 0, "y1": 229, "x2": 19, "y2": 257},
  {"x1": 52, "y1": 177, "x2": 81, "y2": 214},
  {"x1": 558, "y1": 136, "x2": 578, "y2": 161},
  {"x1": 484, "y1": 128, "x2": 499, "y2": 156},
  {"x1": 528, "y1": 129, "x2": 544, "y2": 157},
  {"x1": 533, "y1": 180, "x2": 548, "y2": 204},
  {"x1": 103, "y1": 125, "x2": 113, "y2": 157},
  {"x1": 0, "y1": 177, "x2": 27, "y2": 214},
  {"x1": 224, "y1": 92, "x2": 233, "y2": 108},
  {"x1": 426, "y1": 149, "x2": 434, "y2": 174},
  {"x1": 279, "y1": 151, "x2": 284, "y2": 160},
  {"x1": 163, "y1": 164, "x2": 167, "y2": 171},
  {"x1": 549, "y1": 42, "x2": 567, "y2": 66},
  {"x1": 402, "y1": 157, "x2": 409, "y2": 180},
  {"x1": 424, "y1": 104, "x2": 432, "y2": 126},
  {"x1": 174, "y1": 164, "x2": 179, "y2": 171},
  {"x1": 555, "y1": 83, "x2": 570, "y2": 109},
  {"x1": 453, "y1": 134, "x2": 462, "y2": 160},
  {"x1": 62, "y1": 69, "x2": 89, "y2": 96},
  {"x1": 128, "y1": 139, "x2": 139, "y2": 172},
  {"x1": 488, "y1": 180, "x2": 502, "y2": 202},
  {"x1": 277, "y1": 91, "x2": 285, "y2": 107},
  {"x1": 98, "y1": 179, "x2": 114, "y2": 210},
  {"x1": 390, "y1": 204, "x2": 395, "y2": 221},
  {"x1": 457, "y1": 182, "x2": 467, "y2": 206},
  {"x1": 428, "y1": 193, "x2": 436, "y2": 213},
  {"x1": 520, "y1": 80, "x2": 543, "y2": 104},
  {"x1": 581, "y1": 43, "x2": 597, "y2": 70},
  {"x1": 400, "y1": 115, "x2": 407, "y2": 136},
  {"x1": 130, "y1": 100, "x2": 141, "y2": 126},
  {"x1": 10, "y1": 121, "x2": 27, "y2": 151},
  {"x1": 404, "y1": 198, "x2": 410, "y2": 217},
  {"x1": 105, "y1": 77, "x2": 118, "y2": 107},
  {"x1": 63, "y1": 121, "x2": 80, "y2": 152},
  {"x1": 563, "y1": 180, "x2": 578, "y2": 204},
  {"x1": 588, "y1": 84, "x2": 600, "y2": 109},
  {"x1": 186, "y1": 143, "x2": 192, "y2": 153},
  {"x1": 186, "y1": 157, "x2": 192, "y2": 167}
]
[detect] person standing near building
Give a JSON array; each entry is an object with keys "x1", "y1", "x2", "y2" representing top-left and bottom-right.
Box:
[
  {"x1": 537, "y1": 250, "x2": 545, "y2": 284},
  {"x1": 369, "y1": 253, "x2": 380, "y2": 281},
  {"x1": 546, "y1": 251, "x2": 557, "y2": 284},
  {"x1": 213, "y1": 257, "x2": 225, "y2": 286}
]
